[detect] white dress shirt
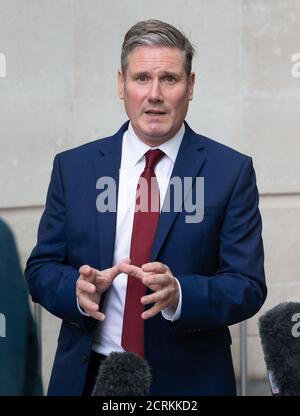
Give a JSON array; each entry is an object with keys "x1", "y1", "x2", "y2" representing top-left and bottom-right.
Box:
[{"x1": 80, "y1": 122, "x2": 185, "y2": 355}]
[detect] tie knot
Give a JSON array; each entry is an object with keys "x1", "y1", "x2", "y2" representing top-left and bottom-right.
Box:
[{"x1": 145, "y1": 149, "x2": 164, "y2": 170}]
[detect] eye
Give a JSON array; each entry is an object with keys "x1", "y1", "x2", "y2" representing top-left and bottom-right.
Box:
[
  {"x1": 137, "y1": 74, "x2": 149, "y2": 83},
  {"x1": 163, "y1": 75, "x2": 176, "y2": 84}
]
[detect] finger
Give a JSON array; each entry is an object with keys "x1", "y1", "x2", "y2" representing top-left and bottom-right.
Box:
[
  {"x1": 89, "y1": 311, "x2": 106, "y2": 321},
  {"x1": 95, "y1": 257, "x2": 132, "y2": 283},
  {"x1": 141, "y1": 286, "x2": 168, "y2": 305},
  {"x1": 77, "y1": 279, "x2": 96, "y2": 294},
  {"x1": 108, "y1": 257, "x2": 131, "y2": 277},
  {"x1": 78, "y1": 296, "x2": 100, "y2": 314},
  {"x1": 79, "y1": 264, "x2": 92, "y2": 275},
  {"x1": 79, "y1": 265, "x2": 97, "y2": 281},
  {"x1": 144, "y1": 283, "x2": 162, "y2": 292},
  {"x1": 141, "y1": 262, "x2": 168, "y2": 274},
  {"x1": 142, "y1": 301, "x2": 167, "y2": 320},
  {"x1": 121, "y1": 257, "x2": 131, "y2": 265},
  {"x1": 142, "y1": 273, "x2": 170, "y2": 287},
  {"x1": 118, "y1": 263, "x2": 144, "y2": 281}
]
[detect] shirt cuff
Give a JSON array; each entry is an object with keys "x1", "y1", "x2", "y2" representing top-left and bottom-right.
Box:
[
  {"x1": 161, "y1": 278, "x2": 182, "y2": 322},
  {"x1": 76, "y1": 296, "x2": 90, "y2": 317}
]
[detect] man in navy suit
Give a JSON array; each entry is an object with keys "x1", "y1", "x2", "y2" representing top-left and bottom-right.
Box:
[{"x1": 25, "y1": 19, "x2": 267, "y2": 396}]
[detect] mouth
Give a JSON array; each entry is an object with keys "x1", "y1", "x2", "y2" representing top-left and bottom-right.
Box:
[{"x1": 145, "y1": 110, "x2": 167, "y2": 116}]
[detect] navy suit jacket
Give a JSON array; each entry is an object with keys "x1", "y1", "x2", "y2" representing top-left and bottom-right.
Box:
[{"x1": 25, "y1": 121, "x2": 267, "y2": 396}]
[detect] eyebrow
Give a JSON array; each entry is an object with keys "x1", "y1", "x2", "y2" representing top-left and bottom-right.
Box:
[{"x1": 132, "y1": 70, "x2": 181, "y2": 78}]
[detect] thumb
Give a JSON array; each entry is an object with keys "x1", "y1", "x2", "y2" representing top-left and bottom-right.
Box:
[{"x1": 79, "y1": 265, "x2": 94, "y2": 279}]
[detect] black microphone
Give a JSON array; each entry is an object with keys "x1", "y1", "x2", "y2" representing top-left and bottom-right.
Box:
[
  {"x1": 258, "y1": 302, "x2": 300, "y2": 396},
  {"x1": 92, "y1": 351, "x2": 152, "y2": 396}
]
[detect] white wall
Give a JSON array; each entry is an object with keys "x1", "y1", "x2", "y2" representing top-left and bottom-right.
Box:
[{"x1": 1, "y1": 0, "x2": 300, "y2": 392}]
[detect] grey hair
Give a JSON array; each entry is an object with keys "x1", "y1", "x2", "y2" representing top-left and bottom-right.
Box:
[{"x1": 121, "y1": 19, "x2": 195, "y2": 76}]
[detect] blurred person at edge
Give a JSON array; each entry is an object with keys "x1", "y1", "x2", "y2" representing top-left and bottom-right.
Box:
[{"x1": 0, "y1": 219, "x2": 42, "y2": 395}]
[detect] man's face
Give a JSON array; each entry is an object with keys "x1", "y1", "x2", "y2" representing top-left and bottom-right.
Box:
[{"x1": 118, "y1": 46, "x2": 195, "y2": 146}]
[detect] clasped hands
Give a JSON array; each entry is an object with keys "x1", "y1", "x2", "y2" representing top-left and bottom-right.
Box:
[{"x1": 76, "y1": 258, "x2": 179, "y2": 321}]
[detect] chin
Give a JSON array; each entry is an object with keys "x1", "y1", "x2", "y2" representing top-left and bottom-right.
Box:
[
  {"x1": 135, "y1": 121, "x2": 175, "y2": 143},
  {"x1": 143, "y1": 125, "x2": 171, "y2": 138},
  {"x1": 146, "y1": 131, "x2": 169, "y2": 141}
]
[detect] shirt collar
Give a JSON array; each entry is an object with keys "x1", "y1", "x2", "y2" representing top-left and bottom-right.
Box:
[{"x1": 122, "y1": 122, "x2": 185, "y2": 167}]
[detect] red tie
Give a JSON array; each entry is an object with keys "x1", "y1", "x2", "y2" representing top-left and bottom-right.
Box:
[{"x1": 121, "y1": 149, "x2": 165, "y2": 357}]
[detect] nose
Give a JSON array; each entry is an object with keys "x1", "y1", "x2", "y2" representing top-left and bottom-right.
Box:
[{"x1": 147, "y1": 79, "x2": 163, "y2": 103}]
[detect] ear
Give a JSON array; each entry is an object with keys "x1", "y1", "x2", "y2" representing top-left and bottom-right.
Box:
[
  {"x1": 118, "y1": 69, "x2": 125, "y2": 100},
  {"x1": 188, "y1": 72, "x2": 195, "y2": 101}
]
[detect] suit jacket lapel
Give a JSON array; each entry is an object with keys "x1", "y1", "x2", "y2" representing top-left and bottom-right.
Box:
[
  {"x1": 151, "y1": 123, "x2": 206, "y2": 261},
  {"x1": 93, "y1": 122, "x2": 129, "y2": 269}
]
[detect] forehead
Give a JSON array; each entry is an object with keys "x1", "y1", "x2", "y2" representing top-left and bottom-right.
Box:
[{"x1": 126, "y1": 46, "x2": 185, "y2": 73}]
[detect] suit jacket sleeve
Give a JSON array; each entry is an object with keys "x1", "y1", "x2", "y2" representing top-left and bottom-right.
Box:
[
  {"x1": 25, "y1": 155, "x2": 94, "y2": 329},
  {"x1": 174, "y1": 157, "x2": 267, "y2": 332}
]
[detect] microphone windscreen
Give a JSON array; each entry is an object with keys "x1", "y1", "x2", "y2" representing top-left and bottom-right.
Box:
[
  {"x1": 92, "y1": 351, "x2": 152, "y2": 396},
  {"x1": 258, "y1": 302, "x2": 300, "y2": 396}
]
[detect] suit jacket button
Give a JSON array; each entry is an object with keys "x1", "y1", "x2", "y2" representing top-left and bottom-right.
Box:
[{"x1": 81, "y1": 354, "x2": 89, "y2": 363}]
